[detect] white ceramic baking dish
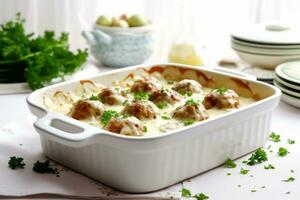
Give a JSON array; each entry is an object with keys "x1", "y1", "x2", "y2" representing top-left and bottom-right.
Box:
[{"x1": 27, "y1": 64, "x2": 281, "y2": 193}]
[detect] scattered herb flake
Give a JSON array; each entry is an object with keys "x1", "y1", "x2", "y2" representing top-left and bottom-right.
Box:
[
  {"x1": 122, "y1": 100, "x2": 129, "y2": 106},
  {"x1": 216, "y1": 87, "x2": 228, "y2": 95},
  {"x1": 8, "y1": 156, "x2": 25, "y2": 169},
  {"x1": 251, "y1": 190, "x2": 256, "y2": 192},
  {"x1": 162, "y1": 115, "x2": 170, "y2": 120},
  {"x1": 286, "y1": 191, "x2": 290, "y2": 195},
  {"x1": 89, "y1": 95, "x2": 99, "y2": 101},
  {"x1": 267, "y1": 145, "x2": 272, "y2": 150},
  {"x1": 227, "y1": 173, "x2": 231, "y2": 176},
  {"x1": 224, "y1": 158, "x2": 237, "y2": 168},
  {"x1": 291, "y1": 169, "x2": 294, "y2": 173},
  {"x1": 143, "y1": 126, "x2": 148, "y2": 132},
  {"x1": 246, "y1": 148, "x2": 268, "y2": 166},
  {"x1": 282, "y1": 177, "x2": 295, "y2": 182},
  {"x1": 193, "y1": 193, "x2": 209, "y2": 200},
  {"x1": 240, "y1": 168, "x2": 249, "y2": 175},
  {"x1": 156, "y1": 102, "x2": 168, "y2": 109},
  {"x1": 287, "y1": 139, "x2": 295, "y2": 144},
  {"x1": 32, "y1": 160, "x2": 59, "y2": 175},
  {"x1": 183, "y1": 120, "x2": 195, "y2": 126},
  {"x1": 180, "y1": 188, "x2": 191, "y2": 197},
  {"x1": 278, "y1": 147, "x2": 289, "y2": 157},
  {"x1": 185, "y1": 99, "x2": 199, "y2": 106},
  {"x1": 269, "y1": 132, "x2": 281, "y2": 142},
  {"x1": 238, "y1": 185, "x2": 241, "y2": 187},
  {"x1": 134, "y1": 91, "x2": 150, "y2": 101},
  {"x1": 167, "y1": 80, "x2": 174, "y2": 84},
  {"x1": 264, "y1": 164, "x2": 275, "y2": 170},
  {"x1": 261, "y1": 186, "x2": 266, "y2": 189},
  {"x1": 101, "y1": 110, "x2": 118, "y2": 125}
]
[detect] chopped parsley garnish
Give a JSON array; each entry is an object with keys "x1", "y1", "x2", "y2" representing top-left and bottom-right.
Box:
[
  {"x1": 183, "y1": 120, "x2": 195, "y2": 126},
  {"x1": 8, "y1": 156, "x2": 25, "y2": 169},
  {"x1": 246, "y1": 148, "x2": 268, "y2": 166},
  {"x1": 180, "y1": 188, "x2": 192, "y2": 197},
  {"x1": 167, "y1": 80, "x2": 174, "y2": 84},
  {"x1": 121, "y1": 114, "x2": 130, "y2": 118},
  {"x1": 185, "y1": 99, "x2": 199, "y2": 106},
  {"x1": 32, "y1": 160, "x2": 59, "y2": 176},
  {"x1": 278, "y1": 147, "x2": 289, "y2": 157},
  {"x1": 89, "y1": 95, "x2": 99, "y2": 101},
  {"x1": 178, "y1": 89, "x2": 193, "y2": 96},
  {"x1": 287, "y1": 139, "x2": 295, "y2": 144},
  {"x1": 122, "y1": 100, "x2": 129, "y2": 106},
  {"x1": 240, "y1": 168, "x2": 249, "y2": 175},
  {"x1": 193, "y1": 193, "x2": 209, "y2": 200},
  {"x1": 161, "y1": 115, "x2": 170, "y2": 120},
  {"x1": 264, "y1": 164, "x2": 275, "y2": 170},
  {"x1": 282, "y1": 177, "x2": 295, "y2": 182},
  {"x1": 143, "y1": 126, "x2": 148, "y2": 132},
  {"x1": 156, "y1": 102, "x2": 168, "y2": 109},
  {"x1": 224, "y1": 158, "x2": 237, "y2": 168},
  {"x1": 134, "y1": 91, "x2": 150, "y2": 101},
  {"x1": 216, "y1": 87, "x2": 228, "y2": 95},
  {"x1": 101, "y1": 110, "x2": 118, "y2": 125},
  {"x1": 269, "y1": 132, "x2": 281, "y2": 142}
]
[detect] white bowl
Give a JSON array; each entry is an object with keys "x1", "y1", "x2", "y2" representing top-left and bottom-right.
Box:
[{"x1": 234, "y1": 49, "x2": 300, "y2": 69}]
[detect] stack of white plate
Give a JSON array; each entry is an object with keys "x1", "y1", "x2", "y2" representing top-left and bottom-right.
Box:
[
  {"x1": 274, "y1": 61, "x2": 300, "y2": 108},
  {"x1": 231, "y1": 24, "x2": 300, "y2": 69}
]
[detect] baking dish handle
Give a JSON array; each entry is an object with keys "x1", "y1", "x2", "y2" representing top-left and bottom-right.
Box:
[
  {"x1": 33, "y1": 113, "x2": 101, "y2": 147},
  {"x1": 210, "y1": 66, "x2": 256, "y2": 80}
]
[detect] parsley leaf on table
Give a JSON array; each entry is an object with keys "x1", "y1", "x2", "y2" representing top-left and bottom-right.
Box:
[
  {"x1": 180, "y1": 188, "x2": 192, "y2": 197},
  {"x1": 8, "y1": 156, "x2": 26, "y2": 169},
  {"x1": 32, "y1": 160, "x2": 59, "y2": 176},
  {"x1": 193, "y1": 193, "x2": 209, "y2": 200},
  {"x1": 264, "y1": 164, "x2": 275, "y2": 170},
  {"x1": 224, "y1": 158, "x2": 237, "y2": 168},
  {"x1": 269, "y1": 132, "x2": 281, "y2": 142},
  {"x1": 246, "y1": 148, "x2": 268, "y2": 166},
  {"x1": 282, "y1": 177, "x2": 295, "y2": 182},
  {"x1": 278, "y1": 147, "x2": 289, "y2": 157},
  {"x1": 240, "y1": 168, "x2": 250, "y2": 175},
  {"x1": 287, "y1": 139, "x2": 295, "y2": 144}
]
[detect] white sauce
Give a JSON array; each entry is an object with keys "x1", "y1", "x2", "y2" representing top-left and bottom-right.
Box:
[{"x1": 44, "y1": 75, "x2": 256, "y2": 137}]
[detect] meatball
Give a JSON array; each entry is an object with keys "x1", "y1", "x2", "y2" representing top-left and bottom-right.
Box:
[
  {"x1": 121, "y1": 101, "x2": 158, "y2": 120},
  {"x1": 172, "y1": 103, "x2": 209, "y2": 122},
  {"x1": 203, "y1": 88, "x2": 239, "y2": 109},
  {"x1": 149, "y1": 89, "x2": 181, "y2": 105},
  {"x1": 98, "y1": 87, "x2": 126, "y2": 105},
  {"x1": 68, "y1": 100, "x2": 104, "y2": 120},
  {"x1": 131, "y1": 77, "x2": 162, "y2": 93},
  {"x1": 105, "y1": 116, "x2": 144, "y2": 136},
  {"x1": 172, "y1": 79, "x2": 202, "y2": 95}
]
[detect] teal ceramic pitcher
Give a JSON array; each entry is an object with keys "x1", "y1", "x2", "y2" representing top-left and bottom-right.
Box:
[{"x1": 82, "y1": 25, "x2": 155, "y2": 67}]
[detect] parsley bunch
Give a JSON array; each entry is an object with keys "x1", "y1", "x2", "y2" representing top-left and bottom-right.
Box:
[
  {"x1": 8, "y1": 156, "x2": 26, "y2": 169},
  {"x1": 0, "y1": 13, "x2": 88, "y2": 90}
]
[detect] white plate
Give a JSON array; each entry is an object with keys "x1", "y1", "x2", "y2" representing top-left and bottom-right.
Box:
[
  {"x1": 232, "y1": 41, "x2": 300, "y2": 55},
  {"x1": 231, "y1": 37, "x2": 300, "y2": 49},
  {"x1": 281, "y1": 93, "x2": 300, "y2": 108},
  {"x1": 275, "y1": 61, "x2": 300, "y2": 84},
  {"x1": 273, "y1": 79, "x2": 300, "y2": 98},
  {"x1": 275, "y1": 75, "x2": 300, "y2": 90}
]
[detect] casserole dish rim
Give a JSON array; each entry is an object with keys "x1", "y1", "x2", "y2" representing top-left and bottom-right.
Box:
[{"x1": 27, "y1": 63, "x2": 281, "y2": 141}]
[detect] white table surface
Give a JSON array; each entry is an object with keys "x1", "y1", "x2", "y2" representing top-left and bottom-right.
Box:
[{"x1": 1, "y1": 66, "x2": 300, "y2": 199}]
